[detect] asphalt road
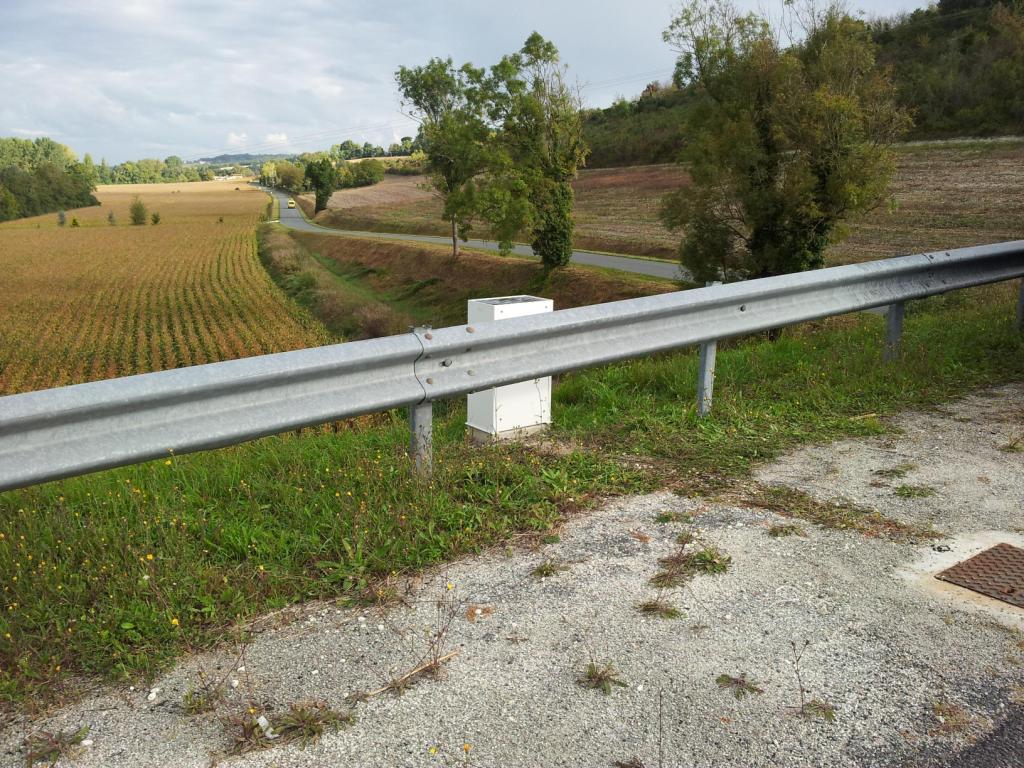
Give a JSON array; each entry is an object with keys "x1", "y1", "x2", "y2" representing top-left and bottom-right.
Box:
[{"x1": 267, "y1": 188, "x2": 684, "y2": 281}]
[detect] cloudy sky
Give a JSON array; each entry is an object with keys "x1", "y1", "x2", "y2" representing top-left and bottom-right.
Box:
[{"x1": 1, "y1": 0, "x2": 927, "y2": 164}]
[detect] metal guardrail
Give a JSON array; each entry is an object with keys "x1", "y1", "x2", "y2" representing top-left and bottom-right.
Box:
[{"x1": 2, "y1": 242, "x2": 1023, "y2": 492}]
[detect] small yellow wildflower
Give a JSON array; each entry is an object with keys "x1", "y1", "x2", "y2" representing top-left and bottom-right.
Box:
[
  {"x1": 428, "y1": 746, "x2": 438, "y2": 756},
  {"x1": 446, "y1": 582, "x2": 454, "y2": 591},
  {"x1": 146, "y1": 553, "x2": 154, "y2": 561},
  {"x1": 171, "y1": 617, "x2": 179, "y2": 626},
  {"x1": 463, "y1": 743, "x2": 472, "y2": 753},
  {"x1": 164, "y1": 460, "x2": 172, "y2": 466}
]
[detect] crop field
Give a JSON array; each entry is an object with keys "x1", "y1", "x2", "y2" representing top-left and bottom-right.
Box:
[
  {"x1": 302, "y1": 140, "x2": 1024, "y2": 263},
  {"x1": 0, "y1": 182, "x2": 327, "y2": 395}
]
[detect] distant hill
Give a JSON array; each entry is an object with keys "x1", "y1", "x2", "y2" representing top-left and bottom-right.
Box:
[
  {"x1": 582, "y1": 0, "x2": 1023, "y2": 168},
  {"x1": 194, "y1": 153, "x2": 294, "y2": 165}
]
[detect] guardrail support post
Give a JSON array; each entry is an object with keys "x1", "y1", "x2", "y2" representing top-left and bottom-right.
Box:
[
  {"x1": 1016, "y1": 278, "x2": 1024, "y2": 331},
  {"x1": 696, "y1": 281, "x2": 722, "y2": 417},
  {"x1": 884, "y1": 301, "x2": 905, "y2": 362},
  {"x1": 697, "y1": 340, "x2": 717, "y2": 417},
  {"x1": 409, "y1": 401, "x2": 433, "y2": 475}
]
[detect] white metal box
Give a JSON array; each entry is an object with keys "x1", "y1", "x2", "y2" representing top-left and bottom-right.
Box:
[{"x1": 466, "y1": 296, "x2": 553, "y2": 442}]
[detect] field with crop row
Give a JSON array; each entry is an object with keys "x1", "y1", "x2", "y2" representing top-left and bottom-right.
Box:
[{"x1": 0, "y1": 182, "x2": 327, "y2": 395}]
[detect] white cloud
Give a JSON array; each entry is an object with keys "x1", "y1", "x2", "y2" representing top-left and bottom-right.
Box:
[
  {"x1": 226, "y1": 132, "x2": 248, "y2": 148},
  {"x1": 264, "y1": 132, "x2": 288, "y2": 144},
  {"x1": 12, "y1": 127, "x2": 49, "y2": 137}
]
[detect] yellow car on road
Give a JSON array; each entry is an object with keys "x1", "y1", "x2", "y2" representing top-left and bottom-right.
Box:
[{"x1": 287, "y1": 199, "x2": 296, "y2": 209}]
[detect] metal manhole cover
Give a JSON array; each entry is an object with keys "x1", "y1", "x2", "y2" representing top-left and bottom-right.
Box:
[{"x1": 936, "y1": 543, "x2": 1024, "y2": 609}]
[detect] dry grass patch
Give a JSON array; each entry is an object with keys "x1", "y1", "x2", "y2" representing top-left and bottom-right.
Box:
[{"x1": 737, "y1": 484, "x2": 939, "y2": 541}]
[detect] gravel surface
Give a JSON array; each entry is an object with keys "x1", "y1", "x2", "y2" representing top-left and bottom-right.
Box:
[{"x1": 3, "y1": 385, "x2": 1022, "y2": 768}]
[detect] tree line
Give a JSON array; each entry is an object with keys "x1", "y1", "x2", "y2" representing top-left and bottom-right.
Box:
[
  {"x1": 0, "y1": 137, "x2": 98, "y2": 222},
  {"x1": 94, "y1": 156, "x2": 217, "y2": 184},
  {"x1": 583, "y1": 0, "x2": 1023, "y2": 168}
]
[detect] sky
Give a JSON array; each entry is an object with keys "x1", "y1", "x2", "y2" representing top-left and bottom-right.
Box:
[{"x1": 1, "y1": 0, "x2": 929, "y2": 164}]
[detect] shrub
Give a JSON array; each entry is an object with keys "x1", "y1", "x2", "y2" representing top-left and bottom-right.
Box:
[
  {"x1": 107, "y1": 211, "x2": 116, "y2": 225},
  {"x1": 129, "y1": 197, "x2": 148, "y2": 225},
  {"x1": 70, "y1": 217, "x2": 80, "y2": 227},
  {"x1": 151, "y1": 212, "x2": 161, "y2": 225}
]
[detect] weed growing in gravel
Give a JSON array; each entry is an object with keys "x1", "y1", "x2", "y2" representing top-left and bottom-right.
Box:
[
  {"x1": 930, "y1": 699, "x2": 978, "y2": 736},
  {"x1": 23, "y1": 726, "x2": 90, "y2": 766},
  {"x1": 636, "y1": 594, "x2": 681, "y2": 619},
  {"x1": 579, "y1": 661, "x2": 628, "y2": 695},
  {"x1": 740, "y1": 484, "x2": 938, "y2": 541},
  {"x1": 651, "y1": 543, "x2": 731, "y2": 588},
  {"x1": 655, "y1": 510, "x2": 691, "y2": 524},
  {"x1": 894, "y1": 484, "x2": 936, "y2": 499},
  {"x1": 789, "y1": 641, "x2": 836, "y2": 722},
  {"x1": 768, "y1": 523, "x2": 805, "y2": 538},
  {"x1": 1000, "y1": 435, "x2": 1023, "y2": 453},
  {"x1": 613, "y1": 759, "x2": 646, "y2": 768},
  {"x1": 715, "y1": 673, "x2": 763, "y2": 699},
  {"x1": 223, "y1": 701, "x2": 352, "y2": 756},
  {"x1": 872, "y1": 462, "x2": 917, "y2": 479},
  {"x1": 800, "y1": 700, "x2": 837, "y2": 721},
  {"x1": 532, "y1": 559, "x2": 570, "y2": 579},
  {"x1": 183, "y1": 683, "x2": 223, "y2": 716}
]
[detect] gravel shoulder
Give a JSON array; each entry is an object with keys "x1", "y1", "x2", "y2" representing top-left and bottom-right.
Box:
[{"x1": 4, "y1": 385, "x2": 1023, "y2": 768}]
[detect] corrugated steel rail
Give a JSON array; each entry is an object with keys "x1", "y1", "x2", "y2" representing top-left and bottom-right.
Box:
[{"x1": 2, "y1": 241, "x2": 1023, "y2": 492}]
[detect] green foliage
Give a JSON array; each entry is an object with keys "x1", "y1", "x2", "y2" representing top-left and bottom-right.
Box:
[
  {"x1": 659, "y1": 2, "x2": 910, "y2": 282},
  {"x1": 70, "y1": 217, "x2": 80, "y2": 228},
  {"x1": 275, "y1": 160, "x2": 304, "y2": 194},
  {"x1": 107, "y1": 210, "x2": 116, "y2": 226},
  {"x1": 129, "y1": 196, "x2": 148, "y2": 225},
  {"x1": 57, "y1": 209, "x2": 66, "y2": 227},
  {"x1": 491, "y1": 33, "x2": 589, "y2": 266},
  {"x1": 396, "y1": 33, "x2": 588, "y2": 261},
  {"x1": 396, "y1": 56, "x2": 494, "y2": 256},
  {"x1": 304, "y1": 158, "x2": 338, "y2": 213},
  {"x1": 532, "y1": 181, "x2": 574, "y2": 267},
  {"x1": 150, "y1": 212, "x2": 161, "y2": 225},
  {"x1": 582, "y1": 84, "x2": 694, "y2": 168},
  {"x1": 338, "y1": 158, "x2": 385, "y2": 189},
  {"x1": 0, "y1": 137, "x2": 99, "y2": 222},
  {"x1": 871, "y1": 3, "x2": 1024, "y2": 138}
]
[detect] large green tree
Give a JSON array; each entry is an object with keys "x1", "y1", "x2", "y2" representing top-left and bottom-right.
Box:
[
  {"x1": 491, "y1": 33, "x2": 588, "y2": 268},
  {"x1": 396, "y1": 58, "x2": 494, "y2": 257},
  {"x1": 660, "y1": 1, "x2": 911, "y2": 282},
  {"x1": 304, "y1": 157, "x2": 337, "y2": 213}
]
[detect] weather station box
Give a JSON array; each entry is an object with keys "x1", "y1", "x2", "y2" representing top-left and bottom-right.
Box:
[{"x1": 466, "y1": 296, "x2": 554, "y2": 443}]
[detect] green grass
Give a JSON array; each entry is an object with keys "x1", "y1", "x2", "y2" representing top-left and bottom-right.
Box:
[{"x1": 1, "y1": 282, "x2": 1022, "y2": 706}]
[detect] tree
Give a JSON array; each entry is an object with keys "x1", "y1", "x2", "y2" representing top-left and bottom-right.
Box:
[
  {"x1": 304, "y1": 157, "x2": 337, "y2": 213},
  {"x1": 0, "y1": 184, "x2": 17, "y2": 222},
  {"x1": 491, "y1": 33, "x2": 588, "y2": 267},
  {"x1": 396, "y1": 57, "x2": 494, "y2": 256},
  {"x1": 659, "y1": 1, "x2": 911, "y2": 282},
  {"x1": 275, "y1": 160, "x2": 304, "y2": 193},
  {"x1": 151, "y1": 212, "x2": 161, "y2": 225},
  {"x1": 129, "y1": 196, "x2": 148, "y2": 225}
]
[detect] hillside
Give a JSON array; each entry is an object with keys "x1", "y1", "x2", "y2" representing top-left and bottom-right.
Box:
[
  {"x1": 582, "y1": 2, "x2": 1024, "y2": 167},
  {"x1": 296, "y1": 141, "x2": 1024, "y2": 265}
]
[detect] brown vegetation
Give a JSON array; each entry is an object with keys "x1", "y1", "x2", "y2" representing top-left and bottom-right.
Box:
[{"x1": 299, "y1": 141, "x2": 1024, "y2": 264}]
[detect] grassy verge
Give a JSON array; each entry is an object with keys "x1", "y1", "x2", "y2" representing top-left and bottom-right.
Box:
[
  {"x1": 257, "y1": 225, "x2": 675, "y2": 339},
  {"x1": 1, "y1": 279, "x2": 1022, "y2": 707}
]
